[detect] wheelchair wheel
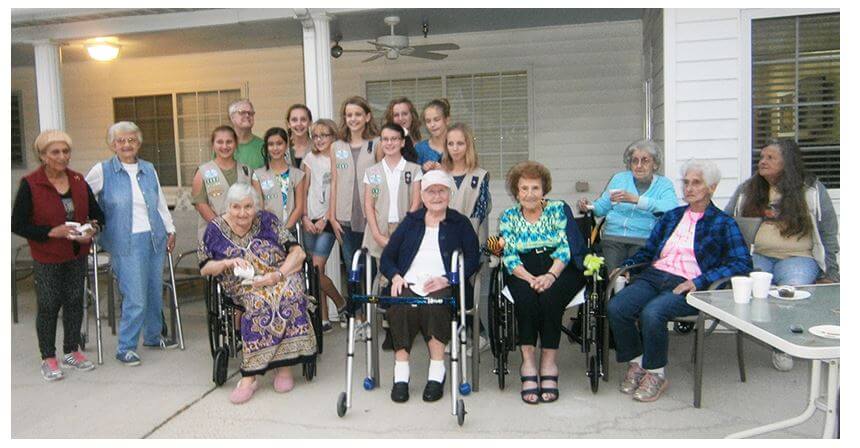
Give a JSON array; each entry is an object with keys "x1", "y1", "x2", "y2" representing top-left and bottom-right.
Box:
[
  {"x1": 456, "y1": 399, "x2": 466, "y2": 426},
  {"x1": 674, "y1": 321, "x2": 695, "y2": 334},
  {"x1": 213, "y1": 347, "x2": 229, "y2": 386},
  {"x1": 303, "y1": 359, "x2": 316, "y2": 381},
  {"x1": 336, "y1": 392, "x2": 348, "y2": 417},
  {"x1": 588, "y1": 355, "x2": 599, "y2": 394},
  {"x1": 496, "y1": 349, "x2": 507, "y2": 390}
]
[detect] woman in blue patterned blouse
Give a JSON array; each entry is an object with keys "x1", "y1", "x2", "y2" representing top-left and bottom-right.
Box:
[{"x1": 499, "y1": 161, "x2": 586, "y2": 405}]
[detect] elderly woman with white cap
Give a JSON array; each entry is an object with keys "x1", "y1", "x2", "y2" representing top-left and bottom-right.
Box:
[{"x1": 379, "y1": 169, "x2": 480, "y2": 404}]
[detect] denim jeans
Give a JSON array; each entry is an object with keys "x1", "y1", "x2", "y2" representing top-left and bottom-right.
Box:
[
  {"x1": 111, "y1": 232, "x2": 166, "y2": 355},
  {"x1": 607, "y1": 267, "x2": 699, "y2": 370},
  {"x1": 338, "y1": 224, "x2": 365, "y2": 271},
  {"x1": 752, "y1": 254, "x2": 819, "y2": 286}
]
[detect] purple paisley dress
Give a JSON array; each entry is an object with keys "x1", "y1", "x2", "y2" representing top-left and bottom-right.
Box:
[{"x1": 198, "y1": 211, "x2": 316, "y2": 375}]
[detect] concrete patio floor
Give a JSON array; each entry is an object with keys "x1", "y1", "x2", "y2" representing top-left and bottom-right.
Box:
[{"x1": 10, "y1": 281, "x2": 829, "y2": 438}]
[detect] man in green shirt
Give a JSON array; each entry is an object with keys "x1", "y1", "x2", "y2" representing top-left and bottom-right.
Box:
[{"x1": 228, "y1": 98, "x2": 265, "y2": 170}]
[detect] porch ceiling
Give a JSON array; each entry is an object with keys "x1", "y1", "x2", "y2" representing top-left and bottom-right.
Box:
[{"x1": 11, "y1": 8, "x2": 643, "y2": 67}]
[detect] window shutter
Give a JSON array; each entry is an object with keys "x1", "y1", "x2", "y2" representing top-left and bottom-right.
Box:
[{"x1": 752, "y1": 13, "x2": 839, "y2": 188}]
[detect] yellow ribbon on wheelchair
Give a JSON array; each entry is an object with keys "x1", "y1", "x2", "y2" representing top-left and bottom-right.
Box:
[{"x1": 583, "y1": 254, "x2": 605, "y2": 280}]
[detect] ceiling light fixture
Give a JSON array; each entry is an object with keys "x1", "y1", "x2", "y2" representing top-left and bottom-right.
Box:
[{"x1": 86, "y1": 42, "x2": 120, "y2": 61}]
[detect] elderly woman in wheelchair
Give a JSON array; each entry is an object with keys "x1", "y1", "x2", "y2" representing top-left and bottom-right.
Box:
[
  {"x1": 607, "y1": 159, "x2": 752, "y2": 402},
  {"x1": 379, "y1": 170, "x2": 480, "y2": 403},
  {"x1": 199, "y1": 184, "x2": 317, "y2": 404},
  {"x1": 498, "y1": 161, "x2": 587, "y2": 405}
]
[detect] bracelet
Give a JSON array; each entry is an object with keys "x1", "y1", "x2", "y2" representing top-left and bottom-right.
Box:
[
  {"x1": 275, "y1": 271, "x2": 285, "y2": 281},
  {"x1": 547, "y1": 271, "x2": 558, "y2": 280}
]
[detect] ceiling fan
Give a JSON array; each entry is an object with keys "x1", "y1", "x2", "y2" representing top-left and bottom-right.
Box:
[{"x1": 337, "y1": 16, "x2": 459, "y2": 63}]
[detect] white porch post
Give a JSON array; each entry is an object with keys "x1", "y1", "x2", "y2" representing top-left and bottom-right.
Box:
[
  {"x1": 33, "y1": 41, "x2": 66, "y2": 131},
  {"x1": 300, "y1": 12, "x2": 340, "y2": 311},
  {"x1": 300, "y1": 12, "x2": 334, "y2": 120}
]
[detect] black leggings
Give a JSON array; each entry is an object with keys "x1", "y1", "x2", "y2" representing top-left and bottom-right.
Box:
[
  {"x1": 33, "y1": 257, "x2": 87, "y2": 359},
  {"x1": 507, "y1": 251, "x2": 585, "y2": 350}
]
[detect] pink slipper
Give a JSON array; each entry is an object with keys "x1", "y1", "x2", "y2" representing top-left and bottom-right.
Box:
[
  {"x1": 274, "y1": 372, "x2": 295, "y2": 393},
  {"x1": 229, "y1": 378, "x2": 258, "y2": 404}
]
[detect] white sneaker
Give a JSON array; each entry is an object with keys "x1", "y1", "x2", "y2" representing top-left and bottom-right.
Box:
[
  {"x1": 772, "y1": 350, "x2": 794, "y2": 371},
  {"x1": 354, "y1": 324, "x2": 369, "y2": 342}
]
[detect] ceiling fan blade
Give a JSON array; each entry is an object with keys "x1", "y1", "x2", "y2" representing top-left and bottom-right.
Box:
[
  {"x1": 341, "y1": 49, "x2": 380, "y2": 53},
  {"x1": 362, "y1": 53, "x2": 385, "y2": 63},
  {"x1": 408, "y1": 43, "x2": 460, "y2": 52},
  {"x1": 403, "y1": 51, "x2": 448, "y2": 60}
]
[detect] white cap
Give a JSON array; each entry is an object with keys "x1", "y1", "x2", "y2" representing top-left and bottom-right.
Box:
[{"x1": 421, "y1": 169, "x2": 454, "y2": 191}]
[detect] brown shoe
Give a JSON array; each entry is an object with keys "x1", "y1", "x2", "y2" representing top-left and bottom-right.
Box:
[
  {"x1": 619, "y1": 362, "x2": 646, "y2": 394},
  {"x1": 633, "y1": 372, "x2": 668, "y2": 402}
]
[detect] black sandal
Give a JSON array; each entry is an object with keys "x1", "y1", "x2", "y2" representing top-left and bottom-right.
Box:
[
  {"x1": 520, "y1": 375, "x2": 541, "y2": 405},
  {"x1": 539, "y1": 375, "x2": 559, "y2": 403}
]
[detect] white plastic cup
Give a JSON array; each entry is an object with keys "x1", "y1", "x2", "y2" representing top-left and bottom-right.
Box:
[
  {"x1": 609, "y1": 189, "x2": 622, "y2": 205},
  {"x1": 750, "y1": 271, "x2": 773, "y2": 299},
  {"x1": 731, "y1": 276, "x2": 753, "y2": 304},
  {"x1": 614, "y1": 275, "x2": 627, "y2": 293}
]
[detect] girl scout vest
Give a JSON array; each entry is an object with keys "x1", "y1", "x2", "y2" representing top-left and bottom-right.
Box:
[
  {"x1": 333, "y1": 138, "x2": 378, "y2": 226},
  {"x1": 197, "y1": 160, "x2": 251, "y2": 241},
  {"x1": 254, "y1": 166, "x2": 305, "y2": 224},
  {"x1": 450, "y1": 168, "x2": 489, "y2": 243},
  {"x1": 361, "y1": 159, "x2": 422, "y2": 257}
]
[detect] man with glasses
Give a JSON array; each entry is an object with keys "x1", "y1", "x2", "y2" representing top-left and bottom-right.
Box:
[{"x1": 228, "y1": 98, "x2": 265, "y2": 170}]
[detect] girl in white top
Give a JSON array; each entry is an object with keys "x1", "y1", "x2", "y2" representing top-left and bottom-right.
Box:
[
  {"x1": 300, "y1": 119, "x2": 345, "y2": 332},
  {"x1": 362, "y1": 123, "x2": 423, "y2": 258}
]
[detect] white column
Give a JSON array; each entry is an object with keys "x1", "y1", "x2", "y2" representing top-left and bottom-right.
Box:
[
  {"x1": 300, "y1": 13, "x2": 334, "y2": 120},
  {"x1": 300, "y1": 12, "x2": 340, "y2": 308},
  {"x1": 33, "y1": 41, "x2": 66, "y2": 131}
]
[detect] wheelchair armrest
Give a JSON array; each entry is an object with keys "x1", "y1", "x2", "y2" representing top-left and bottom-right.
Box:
[
  {"x1": 173, "y1": 249, "x2": 200, "y2": 269},
  {"x1": 605, "y1": 262, "x2": 650, "y2": 300},
  {"x1": 707, "y1": 276, "x2": 733, "y2": 291}
]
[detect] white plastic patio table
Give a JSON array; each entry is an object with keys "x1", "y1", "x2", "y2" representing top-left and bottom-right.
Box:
[{"x1": 686, "y1": 284, "x2": 839, "y2": 439}]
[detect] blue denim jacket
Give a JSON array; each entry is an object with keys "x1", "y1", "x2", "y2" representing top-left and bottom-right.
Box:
[
  {"x1": 97, "y1": 156, "x2": 167, "y2": 256},
  {"x1": 622, "y1": 203, "x2": 752, "y2": 289}
]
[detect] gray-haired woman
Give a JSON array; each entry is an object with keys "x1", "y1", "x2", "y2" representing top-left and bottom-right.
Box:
[
  {"x1": 607, "y1": 159, "x2": 751, "y2": 402},
  {"x1": 86, "y1": 121, "x2": 177, "y2": 367},
  {"x1": 578, "y1": 140, "x2": 678, "y2": 272},
  {"x1": 198, "y1": 183, "x2": 316, "y2": 404}
]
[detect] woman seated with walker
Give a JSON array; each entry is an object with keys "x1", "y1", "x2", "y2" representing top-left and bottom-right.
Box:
[{"x1": 379, "y1": 170, "x2": 480, "y2": 403}]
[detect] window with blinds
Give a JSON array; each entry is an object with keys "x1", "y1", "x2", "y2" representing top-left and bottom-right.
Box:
[
  {"x1": 176, "y1": 89, "x2": 241, "y2": 186},
  {"x1": 12, "y1": 92, "x2": 25, "y2": 167},
  {"x1": 366, "y1": 71, "x2": 529, "y2": 179},
  {"x1": 113, "y1": 88, "x2": 241, "y2": 187},
  {"x1": 114, "y1": 94, "x2": 177, "y2": 186},
  {"x1": 752, "y1": 13, "x2": 839, "y2": 188}
]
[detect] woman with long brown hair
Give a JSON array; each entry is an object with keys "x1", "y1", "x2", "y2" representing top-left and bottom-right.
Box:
[
  {"x1": 383, "y1": 97, "x2": 421, "y2": 163},
  {"x1": 725, "y1": 138, "x2": 839, "y2": 371}
]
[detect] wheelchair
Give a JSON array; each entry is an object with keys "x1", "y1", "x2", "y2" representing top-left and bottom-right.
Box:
[
  {"x1": 336, "y1": 248, "x2": 470, "y2": 426},
  {"x1": 205, "y1": 248, "x2": 323, "y2": 387},
  {"x1": 486, "y1": 206, "x2": 610, "y2": 394}
]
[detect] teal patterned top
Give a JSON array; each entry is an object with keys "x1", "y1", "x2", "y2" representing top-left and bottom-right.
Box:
[{"x1": 498, "y1": 199, "x2": 570, "y2": 274}]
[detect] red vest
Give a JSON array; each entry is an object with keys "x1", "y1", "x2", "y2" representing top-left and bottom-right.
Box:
[{"x1": 24, "y1": 166, "x2": 91, "y2": 263}]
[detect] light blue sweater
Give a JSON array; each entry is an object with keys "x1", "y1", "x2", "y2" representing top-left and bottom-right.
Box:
[{"x1": 593, "y1": 171, "x2": 678, "y2": 240}]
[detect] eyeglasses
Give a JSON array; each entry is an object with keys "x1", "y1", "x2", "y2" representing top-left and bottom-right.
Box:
[
  {"x1": 234, "y1": 110, "x2": 255, "y2": 117},
  {"x1": 631, "y1": 157, "x2": 653, "y2": 166},
  {"x1": 381, "y1": 137, "x2": 402, "y2": 143},
  {"x1": 312, "y1": 133, "x2": 333, "y2": 140},
  {"x1": 114, "y1": 137, "x2": 140, "y2": 145}
]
